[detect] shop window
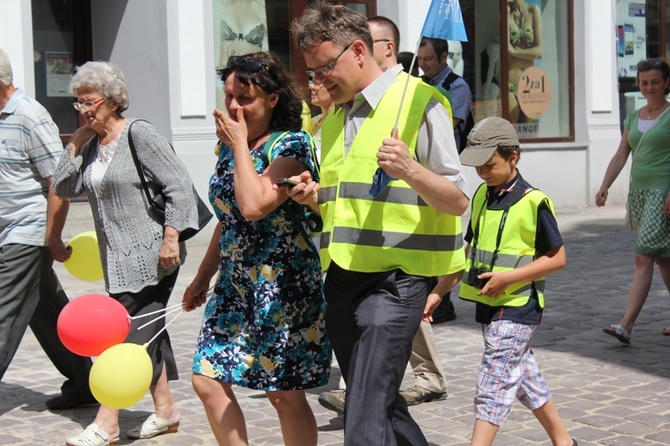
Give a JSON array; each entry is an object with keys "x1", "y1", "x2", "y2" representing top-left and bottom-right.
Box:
[
  {"x1": 616, "y1": 1, "x2": 667, "y2": 127},
  {"x1": 212, "y1": 0, "x2": 375, "y2": 109},
  {"x1": 467, "y1": 0, "x2": 573, "y2": 141},
  {"x1": 31, "y1": 0, "x2": 91, "y2": 138}
]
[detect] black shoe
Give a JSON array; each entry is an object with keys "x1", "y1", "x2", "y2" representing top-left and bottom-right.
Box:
[
  {"x1": 431, "y1": 292, "x2": 456, "y2": 324},
  {"x1": 45, "y1": 393, "x2": 98, "y2": 410}
]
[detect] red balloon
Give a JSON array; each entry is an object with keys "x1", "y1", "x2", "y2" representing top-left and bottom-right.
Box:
[{"x1": 57, "y1": 294, "x2": 131, "y2": 357}]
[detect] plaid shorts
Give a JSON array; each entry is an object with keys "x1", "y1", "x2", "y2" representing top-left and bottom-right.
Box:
[{"x1": 474, "y1": 320, "x2": 552, "y2": 425}]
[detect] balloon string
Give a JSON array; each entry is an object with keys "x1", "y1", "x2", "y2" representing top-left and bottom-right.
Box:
[
  {"x1": 129, "y1": 303, "x2": 183, "y2": 320},
  {"x1": 142, "y1": 309, "x2": 184, "y2": 350},
  {"x1": 136, "y1": 304, "x2": 184, "y2": 331}
]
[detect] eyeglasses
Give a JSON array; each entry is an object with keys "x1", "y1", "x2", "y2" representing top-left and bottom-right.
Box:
[
  {"x1": 72, "y1": 97, "x2": 105, "y2": 112},
  {"x1": 637, "y1": 59, "x2": 665, "y2": 70},
  {"x1": 373, "y1": 39, "x2": 391, "y2": 44},
  {"x1": 227, "y1": 56, "x2": 266, "y2": 73},
  {"x1": 306, "y1": 42, "x2": 353, "y2": 82}
]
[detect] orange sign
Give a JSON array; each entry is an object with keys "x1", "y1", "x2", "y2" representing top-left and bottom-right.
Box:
[{"x1": 516, "y1": 66, "x2": 552, "y2": 119}]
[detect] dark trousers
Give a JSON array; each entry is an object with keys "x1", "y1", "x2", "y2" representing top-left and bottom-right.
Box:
[
  {"x1": 111, "y1": 268, "x2": 180, "y2": 384},
  {"x1": 0, "y1": 244, "x2": 92, "y2": 397},
  {"x1": 324, "y1": 263, "x2": 430, "y2": 446}
]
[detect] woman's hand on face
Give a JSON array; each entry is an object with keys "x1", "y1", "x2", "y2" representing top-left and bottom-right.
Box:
[
  {"x1": 213, "y1": 107, "x2": 248, "y2": 150},
  {"x1": 67, "y1": 125, "x2": 98, "y2": 158},
  {"x1": 159, "y1": 226, "x2": 181, "y2": 270}
]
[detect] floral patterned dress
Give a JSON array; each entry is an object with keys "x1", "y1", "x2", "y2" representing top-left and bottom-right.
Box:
[{"x1": 192, "y1": 131, "x2": 331, "y2": 391}]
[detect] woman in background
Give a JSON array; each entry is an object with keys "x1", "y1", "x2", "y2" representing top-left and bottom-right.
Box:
[{"x1": 597, "y1": 58, "x2": 670, "y2": 344}]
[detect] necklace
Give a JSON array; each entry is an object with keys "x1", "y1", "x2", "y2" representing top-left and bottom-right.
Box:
[
  {"x1": 247, "y1": 129, "x2": 271, "y2": 149},
  {"x1": 644, "y1": 102, "x2": 669, "y2": 119}
]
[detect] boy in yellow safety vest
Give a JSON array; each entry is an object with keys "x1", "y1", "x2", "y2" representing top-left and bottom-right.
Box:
[{"x1": 455, "y1": 117, "x2": 577, "y2": 446}]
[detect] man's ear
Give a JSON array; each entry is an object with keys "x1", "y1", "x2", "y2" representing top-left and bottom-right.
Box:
[
  {"x1": 351, "y1": 39, "x2": 366, "y2": 61},
  {"x1": 440, "y1": 52, "x2": 449, "y2": 65},
  {"x1": 387, "y1": 42, "x2": 395, "y2": 59}
]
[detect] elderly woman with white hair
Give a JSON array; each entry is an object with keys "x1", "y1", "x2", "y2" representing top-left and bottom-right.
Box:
[{"x1": 53, "y1": 61, "x2": 199, "y2": 446}]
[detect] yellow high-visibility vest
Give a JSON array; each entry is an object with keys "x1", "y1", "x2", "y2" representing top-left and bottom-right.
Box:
[
  {"x1": 459, "y1": 184, "x2": 554, "y2": 308},
  {"x1": 318, "y1": 77, "x2": 464, "y2": 276}
]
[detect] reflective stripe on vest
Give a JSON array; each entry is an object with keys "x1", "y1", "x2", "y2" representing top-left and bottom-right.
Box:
[
  {"x1": 459, "y1": 185, "x2": 553, "y2": 308},
  {"x1": 318, "y1": 77, "x2": 464, "y2": 276}
]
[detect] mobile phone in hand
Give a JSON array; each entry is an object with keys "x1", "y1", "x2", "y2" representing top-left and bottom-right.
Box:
[{"x1": 274, "y1": 178, "x2": 301, "y2": 187}]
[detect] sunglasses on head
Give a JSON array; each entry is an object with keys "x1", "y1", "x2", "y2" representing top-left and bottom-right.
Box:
[
  {"x1": 227, "y1": 56, "x2": 266, "y2": 73},
  {"x1": 637, "y1": 59, "x2": 664, "y2": 70}
]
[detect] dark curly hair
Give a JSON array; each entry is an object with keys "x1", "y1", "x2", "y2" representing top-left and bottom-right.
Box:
[{"x1": 217, "y1": 52, "x2": 303, "y2": 132}]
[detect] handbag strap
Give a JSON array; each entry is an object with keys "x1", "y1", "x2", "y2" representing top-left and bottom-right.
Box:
[
  {"x1": 628, "y1": 105, "x2": 670, "y2": 191},
  {"x1": 632, "y1": 104, "x2": 670, "y2": 159},
  {"x1": 127, "y1": 119, "x2": 161, "y2": 212}
]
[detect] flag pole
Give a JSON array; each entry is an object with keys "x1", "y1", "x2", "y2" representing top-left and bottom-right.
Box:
[{"x1": 392, "y1": 36, "x2": 423, "y2": 132}]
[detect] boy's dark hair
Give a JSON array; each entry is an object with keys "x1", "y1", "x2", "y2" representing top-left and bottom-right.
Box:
[{"x1": 497, "y1": 145, "x2": 522, "y2": 162}]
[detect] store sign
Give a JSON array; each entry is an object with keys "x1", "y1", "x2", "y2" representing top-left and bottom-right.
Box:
[
  {"x1": 516, "y1": 66, "x2": 551, "y2": 120},
  {"x1": 45, "y1": 52, "x2": 72, "y2": 97}
]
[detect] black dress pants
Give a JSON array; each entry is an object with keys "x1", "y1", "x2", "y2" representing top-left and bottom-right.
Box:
[{"x1": 324, "y1": 262, "x2": 430, "y2": 446}]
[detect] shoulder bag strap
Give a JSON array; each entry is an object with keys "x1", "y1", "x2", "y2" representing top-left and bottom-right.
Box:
[
  {"x1": 127, "y1": 119, "x2": 160, "y2": 211},
  {"x1": 629, "y1": 106, "x2": 670, "y2": 186}
]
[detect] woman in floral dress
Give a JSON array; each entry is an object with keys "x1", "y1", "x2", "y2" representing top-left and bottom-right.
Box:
[{"x1": 182, "y1": 52, "x2": 330, "y2": 446}]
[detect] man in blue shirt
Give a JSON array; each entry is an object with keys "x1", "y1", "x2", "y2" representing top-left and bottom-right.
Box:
[{"x1": 418, "y1": 37, "x2": 473, "y2": 150}]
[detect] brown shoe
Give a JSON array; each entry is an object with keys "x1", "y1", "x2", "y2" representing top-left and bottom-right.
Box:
[
  {"x1": 318, "y1": 389, "x2": 345, "y2": 413},
  {"x1": 400, "y1": 385, "x2": 446, "y2": 406}
]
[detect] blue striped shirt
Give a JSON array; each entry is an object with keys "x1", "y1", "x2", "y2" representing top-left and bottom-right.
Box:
[{"x1": 0, "y1": 88, "x2": 63, "y2": 246}]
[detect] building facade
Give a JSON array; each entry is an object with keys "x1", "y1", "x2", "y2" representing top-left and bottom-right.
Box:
[{"x1": 1, "y1": 1, "x2": 636, "y2": 207}]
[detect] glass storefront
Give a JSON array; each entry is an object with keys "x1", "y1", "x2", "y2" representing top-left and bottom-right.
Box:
[
  {"x1": 31, "y1": 0, "x2": 91, "y2": 136},
  {"x1": 616, "y1": 0, "x2": 670, "y2": 126},
  {"x1": 29, "y1": 0, "x2": 578, "y2": 143},
  {"x1": 465, "y1": 0, "x2": 573, "y2": 141}
]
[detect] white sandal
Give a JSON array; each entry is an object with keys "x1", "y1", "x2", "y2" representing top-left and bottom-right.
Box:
[
  {"x1": 65, "y1": 423, "x2": 119, "y2": 446},
  {"x1": 603, "y1": 324, "x2": 631, "y2": 344},
  {"x1": 126, "y1": 413, "x2": 180, "y2": 439}
]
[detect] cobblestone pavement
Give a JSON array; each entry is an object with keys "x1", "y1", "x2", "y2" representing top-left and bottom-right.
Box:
[{"x1": 2, "y1": 203, "x2": 670, "y2": 445}]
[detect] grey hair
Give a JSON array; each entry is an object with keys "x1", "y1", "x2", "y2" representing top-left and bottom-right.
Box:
[
  {"x1": 0, "y1": 49, "x2": 14, "y2": 86},
  {"x1": 69, "y1": 61, "x2": 129, "y2": 112}
]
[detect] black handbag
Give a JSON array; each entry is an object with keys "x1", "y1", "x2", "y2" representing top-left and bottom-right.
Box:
[{"x1": 127, "y1": 120, "x2": 213, "y2": 241}]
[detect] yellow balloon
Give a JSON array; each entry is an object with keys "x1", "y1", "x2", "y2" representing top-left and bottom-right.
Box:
[
  {"x1": 64, "y1": 231, "x2": 103, "y2": 281},
  {"x1": 89, "y1": 343, "x2": 152, "y2": 409}
]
